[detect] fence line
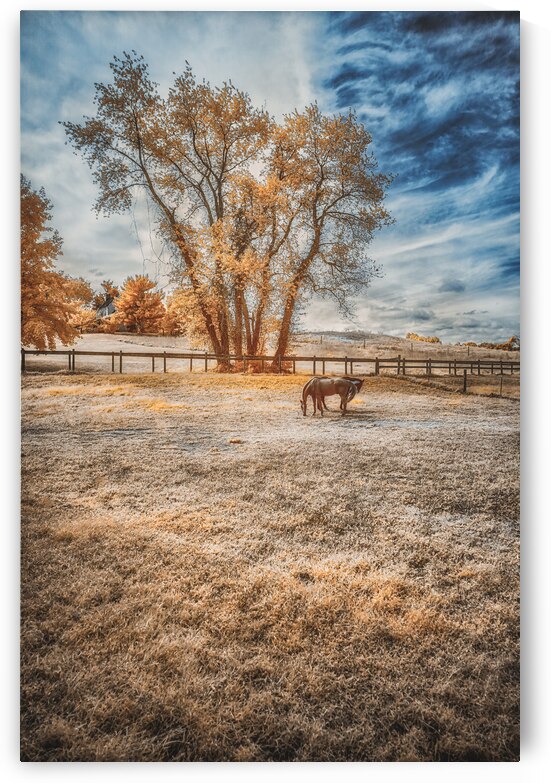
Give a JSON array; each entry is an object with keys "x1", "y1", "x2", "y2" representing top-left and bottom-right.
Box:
[{"x1": 20, "y1": 347, "x2": 520, "y2": 379}]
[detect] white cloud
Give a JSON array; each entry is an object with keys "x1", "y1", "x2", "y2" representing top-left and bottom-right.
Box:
[{"x1": 423, "y1": 80, "x2": 462, "y2": 116}]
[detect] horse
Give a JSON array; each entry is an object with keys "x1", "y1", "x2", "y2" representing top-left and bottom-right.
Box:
[{"x1": 300, "y1": 376, "x2": 362, "y2": 416}]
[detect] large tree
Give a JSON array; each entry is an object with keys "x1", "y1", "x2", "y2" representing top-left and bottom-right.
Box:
[
  {"x1": 267, "y1": 105, "x2": 394, "y2": 359},
  {"x1": 63, "y1": 53, "x2": 393, "y2": 362},
  {"x1": 20, "y1": 175, "x2": 92, "y2": 349}
]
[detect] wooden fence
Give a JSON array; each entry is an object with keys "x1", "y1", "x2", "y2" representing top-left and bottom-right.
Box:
[{"x1": 20, "y1": 347, "x2": 520, "y2": 379}]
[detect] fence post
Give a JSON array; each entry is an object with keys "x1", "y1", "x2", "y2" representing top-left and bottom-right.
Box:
[
  {"x1": 500, "y1": 375, "x2": 503, "y2": 396},
  {"x1": 119, "y1": 351, "x2": 123, "y2": 374},
  {"x1": 477, "y1": 360, "x2": 481, "y2": 376},
  {"x1": 454, "y1": 360, "x2": 457, "y2": 376},
  {"x1": 397, "y1": 354, "x2": 401, "y2": 375},
  {"x1": 204, "y1": 352, "x2": 208, "y2": 373},
  {"x1": 243, "y1": 356, "x2": 247, "y2": 374},
  {"x1": 463, "y1": 369, "x2": 467, "y2": 393},
  {"x1": 403, "y1": 357, "x2": 406, "y2": 375},
  {"x1": 164, "y1": 352, "x2": 167, "y2": 374},
  {"x1": 313, "y1": 356, "x2": 316, "y2": 375},
  {"x1": 68, "y1": 351, "x2": 72, "y2": 372},
  {"x1": 278, "y1": 354, "x2": 282, "y2": 374},
  {"x1": 345, "y1": 356, "x2": 348, "y2": 375},
  {"x1": 111, "y1": 352, "x2": 115, "y2": 373},
  {"x1": 190, "y1": 356, "x2": 193, "y2": 372},
  {"x1": 292, "y1": 359, "x2": 296, "y2": 374},
  {"x1": 151, "y1": 356, "x2": 155, "y2": 373},
  {"x1": 491, "y1": 362, "x2": 494, "y2": 375},
  {"x1": 375, "y1": 357, "x2": 379, "y2": 376},
  {"x1": 21, "y1": 348, "x2": 26, "y2": 373},
  {"x1": 72, "y1": 349, "x2": 76, "y2": 373},
  {"x1": 322, "y1": 359, "x2": 325, "y2": 374},
  {"x1": 261, "y1": 357, "x2": 265, "y2": 373},
  {"x1": 350, "y1": 360, "x2": 354, "y2": 375}
]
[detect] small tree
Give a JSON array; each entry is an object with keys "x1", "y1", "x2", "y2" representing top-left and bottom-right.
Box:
[
  {"x1": 114, "y1": 275, "x2": 165, "y2": 333},
  {"x1": 21, "y1": 175, "x2": 91, "y2": 349},
  {"x1": 93, "y1": 279, "x2": 120, "y2": 311}
]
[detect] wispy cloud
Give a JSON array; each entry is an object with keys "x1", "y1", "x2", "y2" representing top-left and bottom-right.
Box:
[{"x1": 308, "y1": 10, "x2": 519, "y2": 341}]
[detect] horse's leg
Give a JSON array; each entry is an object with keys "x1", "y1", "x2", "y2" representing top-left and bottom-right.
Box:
[{"x1": 341, "y1": 392, "x2": 347, "y2": 415}]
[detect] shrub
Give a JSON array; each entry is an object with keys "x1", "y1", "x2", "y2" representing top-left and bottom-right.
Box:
[{"x1": 406, "y1": 332, "x2": 441, "y2": 344}]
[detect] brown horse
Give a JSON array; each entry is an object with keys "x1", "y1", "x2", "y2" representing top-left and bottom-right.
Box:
[{"x1": 300, "y1": 377, "x2": 362, "y2": 416}]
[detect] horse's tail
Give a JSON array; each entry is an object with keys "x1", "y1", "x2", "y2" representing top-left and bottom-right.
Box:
[{"x1": 346, "y1": 382, "x2": 358, "y2": 402}]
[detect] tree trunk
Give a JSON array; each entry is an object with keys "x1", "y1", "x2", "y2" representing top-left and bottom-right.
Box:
[
  {"x1": 272, "y1": 232, "x2": 320, "y2": 365},
  {"x1": 233, "y1": 283, "x2": 243, "y2": 357},
  {"x1": 273, "y1": 294, "x2": 295, "y2": 362},
  {"x1": 251, "y1": 301, "x2": 265, "y2": 356},
  {"x1": 241, "y1": 291, "x2": 253, "y2": 355},
  {"x1": 218, "y1": 305, "x2": 230, "y2": 355},
  {"x1": 250, "y1": 261, "x2": 272, "y2": 355},
  {"x1": 213, "y1": 256, "x2": 234, "y2": 367},
  {"x1": 172, "y1": 226, "x2": 223, "y2": 356}
]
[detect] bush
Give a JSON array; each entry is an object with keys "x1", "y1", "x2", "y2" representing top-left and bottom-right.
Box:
[{"x1": 406, "y1": 332, "x2": 441, "y2": 344}]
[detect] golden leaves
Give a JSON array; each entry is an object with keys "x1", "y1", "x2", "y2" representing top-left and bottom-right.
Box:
[
  {"x1": 21, "y1": 176, "x2": 94, "y2": 350},
  {"x1": 113, "y1": 275, "x2": 165, "y2": 334}
]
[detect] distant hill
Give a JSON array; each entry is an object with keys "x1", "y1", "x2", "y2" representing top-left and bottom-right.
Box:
[{"x1": 293, "y1": 331, "x2": 520, "y2": 359}]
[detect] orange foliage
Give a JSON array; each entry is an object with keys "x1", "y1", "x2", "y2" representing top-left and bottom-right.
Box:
[
  {"x1": 113, "y1": 275, "x2": 165, "y2": 333},
  {"x1": 406, "y1": 332, "x2": 441, "y2": 344},
  {"x1": 93, "y1": 279, "x2": 119, "y2": 311},
  {"x1": 475, "y1": 336, "x2": 520, "y2": 351},
  {"x1": 21, "y1": 176, "x2": 93, "y2": 349}
]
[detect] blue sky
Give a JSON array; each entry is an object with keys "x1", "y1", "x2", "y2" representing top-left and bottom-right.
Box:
[{"x1": 20, "y1": 10, "x2": 520, "y2": 342}]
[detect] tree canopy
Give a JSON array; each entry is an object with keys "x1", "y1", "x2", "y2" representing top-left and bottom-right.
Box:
[
  {"x1": 21, "y1": 175, "x2": 93, "y2": 349},
  {"x1": 113, "y1": 274, "x2": 165, "y2": 334},
  {"x1": 63, "y1": 52, "x2": 394, "y2": 361},
  {"x1": 93, "y1": 279, "x2": 120, "y2": 311}
]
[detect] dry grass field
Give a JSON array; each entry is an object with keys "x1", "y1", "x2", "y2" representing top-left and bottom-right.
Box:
[{"x1": 20, "y1": 370, "x2": 520, "y2": 761}]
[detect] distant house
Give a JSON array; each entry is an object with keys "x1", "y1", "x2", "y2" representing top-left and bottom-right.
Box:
[{"x1": 96, "y1": 296, "x2": 116, "y2": 320}]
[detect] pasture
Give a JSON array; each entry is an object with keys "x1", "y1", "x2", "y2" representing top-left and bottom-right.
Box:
[{"x1": 20, "y1": 371, "x2": 520, "y2": 761}]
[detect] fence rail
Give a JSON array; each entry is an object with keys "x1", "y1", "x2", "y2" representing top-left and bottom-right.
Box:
[{"x1": 20, "y1": 347, "x2": 520, "y2": 379}]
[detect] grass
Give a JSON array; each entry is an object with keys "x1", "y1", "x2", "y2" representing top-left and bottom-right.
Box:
[{"x1": 21, "y1": 372, "x2": 519, "y2": 761}]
